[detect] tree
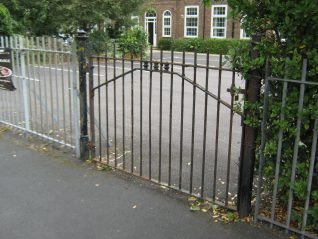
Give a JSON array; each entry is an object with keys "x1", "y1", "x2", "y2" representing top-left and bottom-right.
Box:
[
  {"x1": 0, "y1": 4, "x2": 14, "y2": 35},
  {"x1": 1, "y1": 0, "x2": 147, "y2": 36},
  {"x1": 228, "y1": 0, "x2": 318, "y2": 232}
]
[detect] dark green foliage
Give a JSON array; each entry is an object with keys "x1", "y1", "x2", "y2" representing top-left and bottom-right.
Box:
[
  {"x1": 1, "y1": 0, "x2": 147, "y2": 36},
  {"x1": 158, "y1": 38, "x2": 248, "y2": 55},
  {"x1": 89, "y1": 30, "x2": 110, "y2": 54},
  {"x1": 0, "y1": 4, "x2": 14, "y2": 35},
  {"x1": 228, "y1": 0, "x2": 318, "y2": 232},
  {"x1": 117, "y1": 26, "x2": 149, "y2": 58}
]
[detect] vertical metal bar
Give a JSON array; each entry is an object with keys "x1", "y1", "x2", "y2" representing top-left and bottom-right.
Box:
[
  {"x1": 15, "y1": 36, "x2": 23, "y2": 125},
  {"x1": 60, "y1": 44, "x2": 67, "y2": 144},
  {"x1": 201, "y1": 52, "x2": 210, "y2": 197},
  {"x1": 2, "y1": 36, "x2": 7, "y2": 122},
  {"x1": 140, "y1": 47, "x2": 143, "y2": 176},
  {"x1": 255, "y1": 59, "x2": 271, "y2": 219},
  {"x1": 286, "y1": 59, "x2": 307, "y2": 227},
  {"x1": 4, "y1": 36, "x2": 12, "y2": 124},
  {"x1": 131, "y1": 55, "x2": 134, "y2": 173},
  {"x1": 270, "y1": 78, "x2": 288, "y2": 224},
  {"x1": 9, "y1": 37, "x2": 17, "y2": 125},
  {"x1": 179, "y1": 51, "x2": 186, "y2": 190},
  {"x1": 0, "y1": 36, "x2": 3, "y2": 122},
  {"x1": 67, "y1": 50, "x2": 73, "y2": 145},
  {"x1": 213, "y1": 54, "x2": 223, "y2": 200},
  {"x1": 36, "y1": 37, "x2": 44, "y2": 133},
  {"x1": 20, "y1": 36, "x2": 31, "y2": 130},
  {"x1": 225, "y1": 70, "x2": 235, "y2": 205},
  {"x1": 42, "y1": 37, "x2": 49, "y2": 134},
  {"x1": 105, "y1": 52, "x2": 110, "y2": 164},
  {"x1": 113, "y1": 44, "x2": 117, "y2": 167},
  {"x1": 89, "y1": 54, "x2": 96, "y2": 159},
  {"x1": 0, "y1": 63, "x2": 3, "y2": 122},
  {"x1": 190, "y1": 51, "x2": 197, "y2": 194},
  {"x1": 159, "y1": 49, "x2": 163, "y2": 183},
  {"x1": 53, "y1": 38, "x2": 60, "y2": 131},
  {"x1": 122, "y1": 50, "x2": 126, "y2": 170},
  {"x1": 168, "y1": 49, "x2": 174, "y2": 186},
  {"x1": 98, "y1": 57, "x2": 102, "y2": 161},
  {"x1": 48, "y1": 38, "x2": 54, "y2": 133},
  {"x1": 71, "y1": 41, "x2": 80, "y2": 158},
  {"x1": 4, "y1": 37, "x2": 9, "y2": 123},
  {"x1": 26, "y1": 37, "x2": 33, "y2": 130},
  {"x1": 302, "y1": 98, "x2": 318, "y2": 232},
  {"x1": 31, "y1": 38, "x2": 38, "y2": 131},
  {"x1": 149, "y1": 46, "x2": 153, "y2": 179}
]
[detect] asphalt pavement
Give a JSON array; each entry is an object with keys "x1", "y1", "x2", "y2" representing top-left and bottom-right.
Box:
[{"x1": 0, "y1": 130, "x2": 286, "y2": 239}]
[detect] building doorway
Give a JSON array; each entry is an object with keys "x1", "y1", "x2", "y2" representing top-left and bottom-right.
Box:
[{"x1": 145, "y1": 10, "x2": 157, "y2": 47}]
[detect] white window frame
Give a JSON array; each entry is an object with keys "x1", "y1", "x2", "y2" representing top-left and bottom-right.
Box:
[
  {"x1": 211, "y1": 5, "x2": 228, "y2": 39},
  {"x1": 184, "y1": 6, "x2": 199, "y2": 38},
  {"x1": 162, "y1": 10, "x2": 172, "y2": 37},
  {"x1": 240, "y1": 28, "x2": 250, "y2": 39},
  {"x1": 240, "y1": 17, "x2": 250, "y2": 39}
]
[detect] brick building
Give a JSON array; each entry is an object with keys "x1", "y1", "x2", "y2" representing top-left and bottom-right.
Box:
[{"x1": 133, "y1": 0, "x2": 248, "y2": 46}]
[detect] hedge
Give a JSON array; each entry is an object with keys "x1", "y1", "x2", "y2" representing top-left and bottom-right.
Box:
[{"x1": 157, "y1": 38, "x2": 249, "y2": 55}]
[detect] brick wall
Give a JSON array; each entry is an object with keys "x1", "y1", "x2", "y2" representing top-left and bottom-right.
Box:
[{"x1": 138, "y1": 0, "x2": 243, "y2": 45}]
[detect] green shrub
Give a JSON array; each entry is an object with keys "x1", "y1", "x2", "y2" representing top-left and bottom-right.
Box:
[
  {"x1": 228, "y1": 0, "x2": 318, "y2": 233},
  {"x1": 88, "y1": 30, "x2": 110, "y2": 54},
  {"x1": 117, "y1": 26, "x2": 149, "y2": 58},
  {"x1": 158, "y1": 38, "x2": 249, "y2": 55},
  {"x1": 157, "y1": 38, "x2": 173, "y2": 50}
]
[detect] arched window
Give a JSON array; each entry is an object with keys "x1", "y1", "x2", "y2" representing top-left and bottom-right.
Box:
[{"x1": 162, "y1": 10, "x2": 172, "y2": 37}]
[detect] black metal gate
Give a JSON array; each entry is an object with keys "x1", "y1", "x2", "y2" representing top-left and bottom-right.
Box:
[{"x1": 89, "y1": 46, "x2": 246, "y2": 209}]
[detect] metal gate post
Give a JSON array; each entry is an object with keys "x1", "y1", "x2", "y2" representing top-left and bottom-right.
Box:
[
  {"x1": 88, "y1": 47, "x2": 96, "y2": 159},
  {"x1": 19, "y1": 36, "x2": 31, "y2": 130},
  {"x1": 76, "y1": 32, "x2": 89, "y2": 160},
  {"x1": 237, "y1": 34, "x2": 262, "y2": 217}
]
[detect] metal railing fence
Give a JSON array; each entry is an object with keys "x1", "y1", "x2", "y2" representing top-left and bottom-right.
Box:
[
  {"x1": 89, "y1": 45, "x2": 245, "y2": 209},
  {"x1": 0, "y1": 36, "x2": 80, "y2": 155},
  {"x1": 256, "y1": 59, "x2": 318, "y2": 238}
]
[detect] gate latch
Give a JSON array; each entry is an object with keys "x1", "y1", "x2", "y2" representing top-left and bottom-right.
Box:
[{"x1": 226, "y1": 86, "x2": 245, "y2": 101}]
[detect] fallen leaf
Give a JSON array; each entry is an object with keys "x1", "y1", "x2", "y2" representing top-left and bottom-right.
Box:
[
  {"x1": 190, "y1": 204, "x2": 201, "y2": 211},
  {"x1": 188, "y1": 197, "x2": 197, "y2": 202}
]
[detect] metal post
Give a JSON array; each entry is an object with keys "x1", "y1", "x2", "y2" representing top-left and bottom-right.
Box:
[
  {"x1": 71, "y1": 41, "x2": 80, "y2": 158},
  {"x1": 20, "y1": 36, "x2": 31, "y2": 130},
  {"x1": 237, "y1": 34, "x2": 262, "y2": 217},
  {"x1": 76, "y1": 32, "x2": 89, "y2": 160},
  {"x1": 88, "y1": 46, "x2": 96, "y2": 159}
]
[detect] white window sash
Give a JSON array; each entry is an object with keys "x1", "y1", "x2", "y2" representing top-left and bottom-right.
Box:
[
  {"x1": 211, "y1": 5, "x2": 227, "y2": 39},
  {"x1": 162, "y1": 10, "x2": 172, "y2": 37},
  {"x1": 184, "y1": 6, "x2": 199, "y2": 38}
]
